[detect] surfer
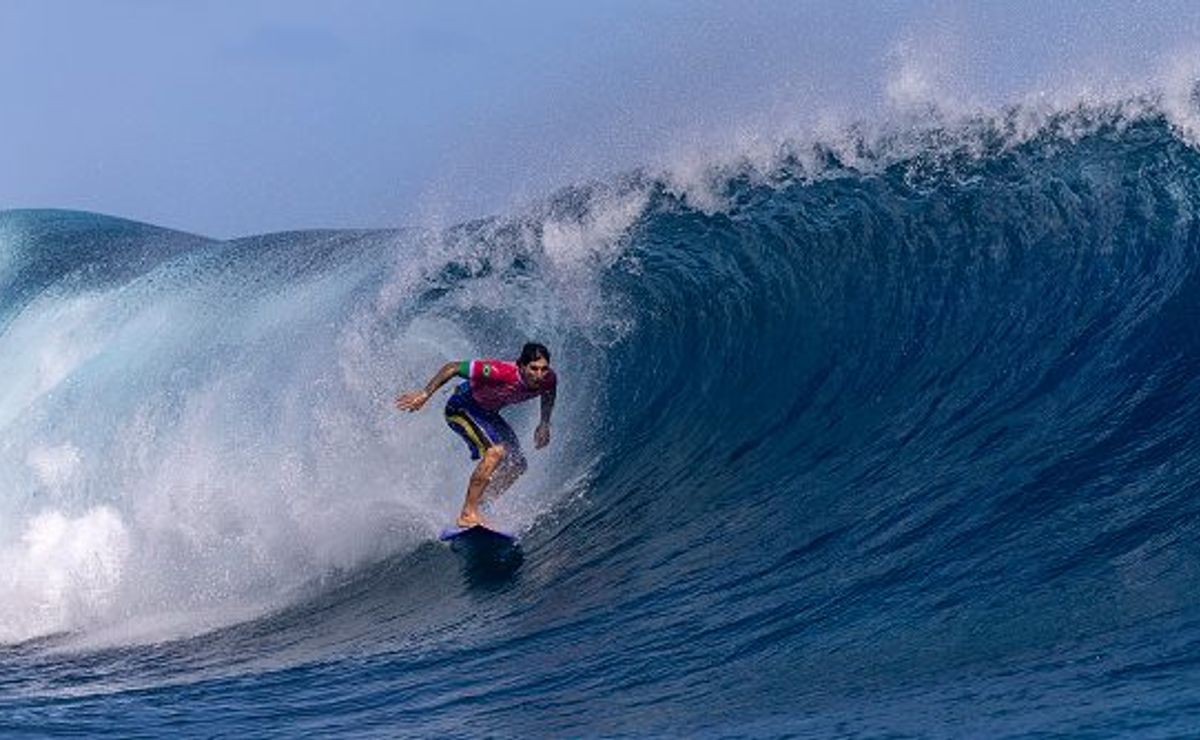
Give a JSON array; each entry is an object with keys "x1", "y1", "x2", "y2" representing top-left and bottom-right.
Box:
[{"x1": 395, "y1": 342, "x2": 557, "y2": 527}]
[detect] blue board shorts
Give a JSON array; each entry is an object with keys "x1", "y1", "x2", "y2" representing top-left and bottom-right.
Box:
[{"x1": 444, "y1": 383, "x2": 524, "y2": 466}]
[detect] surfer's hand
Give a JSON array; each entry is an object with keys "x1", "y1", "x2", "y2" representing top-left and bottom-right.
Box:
[
  {"x1": 395, "y1": 390, "x2": 429, "y2": 412},
  {"x1": 535, "y1": 422, "x2": 550, "y2": 449}
]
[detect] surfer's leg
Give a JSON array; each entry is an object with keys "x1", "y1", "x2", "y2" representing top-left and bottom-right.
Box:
[
  {"x1": 482, "y1": 451, "x2": 527, "y2": 504},
  {"x1": 477, "y1": 413, "x2": 524, "y2": 505},
  {"x1": 459, "y1": 444, "x2": 506, "y2": 527}
]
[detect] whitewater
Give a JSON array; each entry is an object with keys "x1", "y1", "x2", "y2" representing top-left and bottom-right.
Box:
[{"x1": 4, "y1": 91, "x2": 1200, "y2": 737}]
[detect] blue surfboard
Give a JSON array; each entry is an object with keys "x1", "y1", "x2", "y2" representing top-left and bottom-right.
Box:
[
  {"x1": 440, "y1": 525, "x2": 521, "y2": 567},
  {"x1": 439, "y1": 524, "x2": 517, "y2": 545}
]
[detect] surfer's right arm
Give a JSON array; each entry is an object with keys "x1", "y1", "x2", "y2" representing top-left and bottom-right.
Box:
[{"x1": 395, "y1": 361, "x2": 467, "y2": 412}]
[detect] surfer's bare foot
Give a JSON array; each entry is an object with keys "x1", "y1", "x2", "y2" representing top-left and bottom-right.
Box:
[{"x1": 456, "y1": 510, "x2": 485, "y2": 528}]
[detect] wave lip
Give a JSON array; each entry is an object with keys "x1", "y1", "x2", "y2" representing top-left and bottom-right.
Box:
[{"x1": 0, "y1": 209, "x2": 212, "y2": 319}]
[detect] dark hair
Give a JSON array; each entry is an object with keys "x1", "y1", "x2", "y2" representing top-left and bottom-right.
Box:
[{"x1": 517, "y1": 342, "x2": 551, "y2": 366}]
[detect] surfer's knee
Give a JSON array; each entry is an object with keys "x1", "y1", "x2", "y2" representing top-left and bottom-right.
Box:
[{"x1": 484, "y1": 444, "x2": 507, "y2": 465}]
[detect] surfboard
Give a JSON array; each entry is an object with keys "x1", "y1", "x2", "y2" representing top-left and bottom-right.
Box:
[
  {"x1": 440, "y1": 524, "x2": 521, "y2": 567},
  {"x1": 440, "y1": 524, "x2": 524, "y2": 577},
  {"x1": 439, "y1": 524, "x2": 517, "y2": 545}
]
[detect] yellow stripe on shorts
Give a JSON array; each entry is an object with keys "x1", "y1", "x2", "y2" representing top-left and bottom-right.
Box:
[{"x1": 447, "y1": 413, "x2": 488, "y2": 453}]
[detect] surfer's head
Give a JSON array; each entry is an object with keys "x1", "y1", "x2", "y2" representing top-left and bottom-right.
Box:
[{"x1": 517, "y1": 342, "x2": 551, "y2": 388}]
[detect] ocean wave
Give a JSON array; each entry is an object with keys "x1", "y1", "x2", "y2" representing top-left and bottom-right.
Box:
[{"x1": 3, "y1": 92, "x2": 1200, "y2": 732}]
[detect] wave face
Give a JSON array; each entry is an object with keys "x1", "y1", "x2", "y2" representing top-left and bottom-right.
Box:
[{"x1": 4, "y1": 110, "x2": 1200, "y2": 736}]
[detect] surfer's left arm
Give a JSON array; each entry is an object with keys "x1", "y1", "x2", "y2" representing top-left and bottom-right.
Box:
[{"x1": 535, "y1": 387, "x2": 555, "y2": 449}]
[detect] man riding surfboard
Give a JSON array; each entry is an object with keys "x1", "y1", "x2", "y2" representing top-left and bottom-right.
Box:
[{"x1": 395, "y1": 342, "x2": 556, "y2": 527}]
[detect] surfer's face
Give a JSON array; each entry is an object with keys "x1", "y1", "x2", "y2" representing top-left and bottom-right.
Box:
[{"x1": 521, "y1": 358, "x2": 550, "y2": 388}]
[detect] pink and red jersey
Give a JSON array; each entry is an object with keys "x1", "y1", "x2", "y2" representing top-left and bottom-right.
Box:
[{"x1": 458, "y1": 359, "x2": 556, "y2": 411}]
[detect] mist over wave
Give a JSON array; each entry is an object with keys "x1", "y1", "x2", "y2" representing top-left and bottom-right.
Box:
[{"x1": 4, "y1": 90, "x2": 1200, "y2": 735}]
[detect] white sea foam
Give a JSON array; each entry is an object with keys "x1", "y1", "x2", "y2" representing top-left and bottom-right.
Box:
[
  {"x1": 0, "y1": 507, "x2": 130, "y2": 643},
  {"x1": 1159, "y1": 47, "x2": 1200, "y2": 146},
  {"x1": 26, "y1": 443, "x2": 81, "y2": 490},
  {"x1": 540, "y1": 188, "x2": 647, "y2": 271},
  {"x1": 0, "y1": 293, "x2": 109, "y2": 430}
]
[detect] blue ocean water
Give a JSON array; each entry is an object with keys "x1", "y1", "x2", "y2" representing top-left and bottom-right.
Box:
[{"x1": 3, "y1": 103, "x2": 1200, "y2": 737}]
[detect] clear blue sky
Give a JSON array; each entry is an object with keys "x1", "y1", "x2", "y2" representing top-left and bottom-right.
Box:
[{"x1": 3, "y1": 1, "x2": 1199, "y2": 238}]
